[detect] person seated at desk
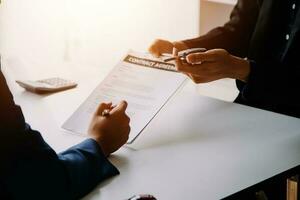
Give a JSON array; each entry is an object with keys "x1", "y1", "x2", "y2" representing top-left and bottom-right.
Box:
[
  {"x1": 149, "y1": 0, "x2": 300, "y2": 119},
  {"x1": 0, "y1": 69, "x2": 130, "y2": 199}
]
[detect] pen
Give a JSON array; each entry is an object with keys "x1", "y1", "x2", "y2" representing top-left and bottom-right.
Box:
[
  {"x1": 101, "y1": 104, "x2": 117, "y2": 117},
  {"x1": 127, "y1": 194, "x2": 157, "y2": 200},
  {"x1": 163, "y1": 56, "x2": 185, "y2": 62},
  {"x1": 163, "y1": 48, "x2": 207, "y2": 63},
  {"x1": 101, "y1": 109, "x2": 110, "y2": 117}
]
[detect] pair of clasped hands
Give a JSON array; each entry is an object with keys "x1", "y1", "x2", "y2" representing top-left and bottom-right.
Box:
[{"x1": 88, "y1": 39, "x2": 251, "y2": 157}]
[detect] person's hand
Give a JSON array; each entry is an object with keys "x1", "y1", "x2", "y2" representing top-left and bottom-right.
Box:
[
  {"x1": 175, "y1": 49, "x2": 250, "y2": 83},
  {"x1": 148, "y1": 39, "x2": 188, "y2": 57},
  {"x1": 88, "y1": 101, "x2": 130, "y2": 157}
]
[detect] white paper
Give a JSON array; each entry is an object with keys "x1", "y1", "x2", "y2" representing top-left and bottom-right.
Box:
[{"x1": 62, "y1": 50, "x2": 186, "y2": 143}]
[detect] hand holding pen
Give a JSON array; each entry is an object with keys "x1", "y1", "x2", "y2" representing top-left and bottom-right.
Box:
[
  {"x1": 88, "y1": 101, "x2": 131, "y2": 157},
  {"x1": 101, "y1": 103, "x2": 117, "y2": 117},
  {"x1": 174, "y1": 48, "x2": 250, "y2": 83}
]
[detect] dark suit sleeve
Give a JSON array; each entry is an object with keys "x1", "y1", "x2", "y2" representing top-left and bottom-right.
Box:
[
  {"x1": 237, "y1": 59, "x2": 300, "y2": 107},
  {"x1": 3, "y1": 129, "x2": 119, "y2": 200},
  {"x1": 183, "y1": 0, "x2": 260, "y2": 57},
  {"x1": 58, "y1": 138, "x2": 120, "y2": 198},
  {"x1": 0, "y1": 70, "x2": 119, "y2": 200}
]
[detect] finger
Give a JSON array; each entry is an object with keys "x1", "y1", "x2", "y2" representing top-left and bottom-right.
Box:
[
  {"x1": 175, "y1": 56, "x2": 184, "y2": 71},
  {"x1": 182, "y1": 72, "x2": 191, "y2": 78},
  {"x1": 179, "y1": 65, "x2": 198, "y2": 74},
  {"x1": 110, "y1": 100, "x2": 128, "y2": 115},
  {"x1": 110, "y1": 104, "x2": 117, "y2": 109},
  {"x1": 124, "y1": 114, "x2": 131, "y2": 124},
  {"x1": 124, "y1": 126, "x2": 131, "y2": 139},
  {"x1": 122, "y1": 128, "x2": 130, "y2": 144},
  {"x1": 126, "y1": 126, "x2": 131, "y2": 137},
  {"x1": 186, "y1": 50, "x2": 217, "y2": 64},
  {"x1": 179, "y1": 60, "x2": 216, "y2": 74},
  {"x1": 157, "y1": 39, "x2": 174, "y2": 54},
  {"x1": 172, "y1": 47, "x2": 178, "y2": 57},
  {"x1": 149, "y1": 39, "x2": 174, "y2": 58},
  {"x1": 149, "y1": 46, "x2": 161, "y2": 58},
  {"x1": 94, "y1": 102, "x2": 112, "y2": 116},
  {"x1": 183, "y1": 72, "x2": 197, "y2": 83},
  {"x1": 149, "y1": 40, "x2": 164, "y2": 57},
  {"x1": 176, "y1": 60, "x2": 199, "y2": 74},
  {"x1": 184, "y1": 73, "x2": 195, "y2": 81},
  {"x1": 120, "y1": 114, "x2": 131, "y2": 126}
]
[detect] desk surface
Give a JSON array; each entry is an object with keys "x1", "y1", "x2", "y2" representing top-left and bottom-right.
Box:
[{"x1": 4, "y1": 64, "x2": 300, "y2": 200}]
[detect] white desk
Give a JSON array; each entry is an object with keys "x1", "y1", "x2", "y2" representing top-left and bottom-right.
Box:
[{"x1": 4, "y1": 64, "x2": 300, "y2": 200}]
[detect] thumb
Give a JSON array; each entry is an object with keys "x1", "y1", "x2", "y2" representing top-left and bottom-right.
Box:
[
  {"x1": 149, "y1": 46, "x2": 161, "y2": 58},
  {"x1": 186, "y1": 51, "x2": 216, "y2": 64},
  {"x1": 110, "y1": 101, "x2": 128, "y2": 115},
  {"x1": 172, "y1": 47, "x2": 179, "y2": 57}
]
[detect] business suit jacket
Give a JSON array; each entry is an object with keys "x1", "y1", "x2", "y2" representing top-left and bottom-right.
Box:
[
  {"x1": 0, "y1": 69, "x2": 119, "y2": 199},
  {"x1": 184, "y1": 0, "x2": 300, "y2": 117}
]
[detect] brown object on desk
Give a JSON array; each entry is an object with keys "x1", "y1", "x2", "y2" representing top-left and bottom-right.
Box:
[{"x1": 287, "y1": 175, "x2": 298, "y2": 200}]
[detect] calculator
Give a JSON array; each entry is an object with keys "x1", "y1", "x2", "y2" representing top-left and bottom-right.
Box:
[{"x1": 16, "y1": 77, "x2": 77, "y2": 94}]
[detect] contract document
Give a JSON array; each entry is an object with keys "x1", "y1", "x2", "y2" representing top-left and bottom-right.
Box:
[{"x1": 62, "y1": 51, "x2": 186, "y2": 144}]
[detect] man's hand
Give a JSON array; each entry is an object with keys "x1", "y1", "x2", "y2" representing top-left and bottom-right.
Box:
[
  {"x1": 148, "y1": 39, "x2": 188, "y2": 57},
  {"x1": 175, "y1": 49, "x2": 250, "y2": 83},
  {"x1": 88, "y1": 101, "x2": 130, "y2": 157}
]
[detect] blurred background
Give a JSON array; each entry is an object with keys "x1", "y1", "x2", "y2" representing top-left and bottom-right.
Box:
[
  {"x1": 0, "y1": 0, "x2": 198, "y2": 77},
  {"x1": 0, "y1": 0, "x2": 238, "y2": 101}
]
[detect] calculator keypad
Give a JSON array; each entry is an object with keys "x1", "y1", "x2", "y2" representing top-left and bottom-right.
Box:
[{"x1": 38, "y1": 78, "x2": 76, "y2": 88}]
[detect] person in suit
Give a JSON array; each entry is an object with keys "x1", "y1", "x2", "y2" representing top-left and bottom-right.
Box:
[
  {"x1": 149, "y1": 0, "x2": 300, "y2": 119},
  {"x1": 0, "y1": 62, "x2": 130, "y2": 199},
  {"x1": 149, "y1": 0, "x2": 300, "y2": 199}
]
